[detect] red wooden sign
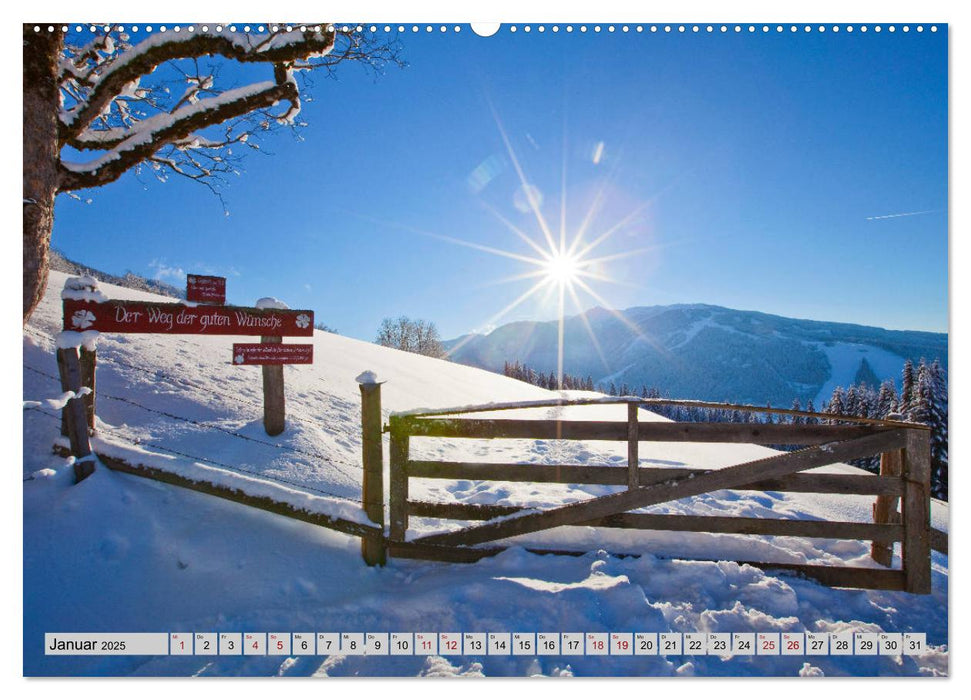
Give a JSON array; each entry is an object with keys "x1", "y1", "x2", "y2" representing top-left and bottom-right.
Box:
[
  {"x1": 232, "y1": 343, "x2": 314, "y2": 365},
  {"x1": 63, "y1": 299, "x2": 314, "y2": 337},
  {"x1": 186, "y1": 274, "x2": 226, "y2": 304}
]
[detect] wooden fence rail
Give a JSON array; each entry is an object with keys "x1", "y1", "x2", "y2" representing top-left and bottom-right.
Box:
[
  {"x1": 384, "y1": 399, "x2": 935, "y2": 593},
  {"x1": 49, "y1": 366, "x2": 939, "y2": 587}
]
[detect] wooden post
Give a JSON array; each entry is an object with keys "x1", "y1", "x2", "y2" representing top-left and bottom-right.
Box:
[
  {"x1": 389, "y1": 418, "x2": 410, "y2": 542},
  {"x1": 902, "y1": 429, "x2": 932, "y2": 594},
  {"x1": 261, "y1": 335, "x2": 286, "y2": 436},
  {"x1": 55, "y1": 347, "x2": 95, "y2": 482},
  {"x1": 359, "y1": 377, "x2": 386, "y2": 566},
  {"x1": 79, "y1": 346, "x2": 96, "y2": 432},
  {"x1": 627, "y1": 402, "x2": 639, "y2": 489},
  {"x1": 56, "y1": 348, "x2": 71, "y2": 438},
  {"x1": 870, "y1": 448, "x2": 903, "y2": 566}
]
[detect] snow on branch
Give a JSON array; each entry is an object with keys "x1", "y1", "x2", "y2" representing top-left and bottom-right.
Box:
[
  {"x1": 59, "y1": 27, "x2": 338, "y2": 141},
  {"x1": 55, "y1": 25, "x2": 402, "y2": 194},
  {"x1": 59, "y1": 78, "x2": 293, "y2": 191}
]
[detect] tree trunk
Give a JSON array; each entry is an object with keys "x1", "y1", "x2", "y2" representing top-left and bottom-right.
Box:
[{"x1": 23, "y1": 26, "x2": 61, "y2": 324}]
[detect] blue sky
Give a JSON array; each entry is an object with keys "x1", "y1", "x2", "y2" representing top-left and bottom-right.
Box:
[{"x1": 53, "y1": 25, "x2": 948, "y2": 341}]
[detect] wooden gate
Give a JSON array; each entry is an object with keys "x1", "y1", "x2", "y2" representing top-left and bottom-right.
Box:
[{"x1": 383, "y1": 398, "x2": 934, "y2": 593}]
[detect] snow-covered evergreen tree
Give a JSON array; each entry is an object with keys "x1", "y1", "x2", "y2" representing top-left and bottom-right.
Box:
[
  {"x1": 790, "y1": 398, "x2": 803, "y2": 425},
  {"x1": 876, "y1": 379, "x2": 899, "y2": 417},
  {"x1": 825, "y1": 387, "x2": 846, "y2": 423},
  {"x1": 900, "y1": 359, "x2": 917, "y2": 418},
  {"x1": 804, "y1": 399, "x2": 819, "y2": 425}
]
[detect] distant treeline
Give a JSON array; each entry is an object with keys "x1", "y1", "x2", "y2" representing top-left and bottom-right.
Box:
[
  {"x1": 502, "y1": 361, "x2": 595, "y2": 391},
  {"x1": 503, "y1": 357, "x2": 948, "y2": 501}
]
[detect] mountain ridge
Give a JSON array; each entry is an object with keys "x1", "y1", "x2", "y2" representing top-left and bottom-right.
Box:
[{"x1": 445, "y1": 303, "x2": 947, "y2": 406}]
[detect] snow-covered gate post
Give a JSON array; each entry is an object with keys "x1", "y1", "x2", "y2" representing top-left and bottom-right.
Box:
[
  {"x1": 358, "y1": 371, "x2": 386, "y2": 566},
  {"x1": 901, "y1": 427, "x2": 932, "y2": 594}
]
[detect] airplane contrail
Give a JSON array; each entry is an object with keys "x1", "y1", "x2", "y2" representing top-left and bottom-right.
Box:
[{"x1": 865, "y1": 209, "x2": 940, "y2": 221}]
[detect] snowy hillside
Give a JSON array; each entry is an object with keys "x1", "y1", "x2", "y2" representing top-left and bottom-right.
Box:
[
  {"x1": 446, "y1": 304, "x2": 947, "y2": 407},
  {"x1": 23, "y1": 271, "x2": 948, "y2": 677}
]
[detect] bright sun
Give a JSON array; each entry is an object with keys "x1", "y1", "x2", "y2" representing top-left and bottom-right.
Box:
[{"x1": 543, "y1": 252, "x2": 581, "y2": 284}]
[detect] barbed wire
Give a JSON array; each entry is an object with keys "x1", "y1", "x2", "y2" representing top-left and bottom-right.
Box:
[
  {"x1": 23, "y1": 357, "x2": 363, "y2": 473},
  {"x1": 23, "y1": 405, "x2": 362, "y2": 503},
  {"x1": 23, "y1": 327, "x2": 354, "y2": 429}
]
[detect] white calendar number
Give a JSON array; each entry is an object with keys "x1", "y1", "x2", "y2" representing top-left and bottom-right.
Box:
[
  {"x1": 488, "y1": 633, "x2": 511, "y2": 656},
  {"x1": 610, "y1": 633, "x2": 633, "y2": 656},
  {"x1": 537, "y1": 632, "x2": 560, "y2": 656},
  {"x1": 219, "y1": 632, "x2": 242, "y2": 656},
  {"x1": 244, "y1": 633, "x2": 266, "y2": 656},
  {"x1": 194, "y1": 632, "x2": 216, "y2": 656},
  {"x1": 855, "y1": 632, "x2": 878, "y2": 656},
  {"x1": 341, "y1": 632, "x2": 365, "y2": 656},
  {"x1": 170, "y1": 633, "x2": 192, "y2": 656},
  {"x1": 830, "y1": 632, "x2": 853, "y2": 656},
  {"x1": 707, "y1": 633, "x2": 731, "y2": 656},
  {"x1": 684, "y1": 632, "x2": 707, "y2": 655},
  {"x1": 561, "y1": 633, "x2": 584, "y2": 656},
  {"x1": 782, "y1": 633, "x2": 804, "y2": 656},
  {"x1": 316, "y1": 633, "x2": 339, "y2": 655},
  {"x1": 903, "y1": 633, "x2": 926, "y2": 655},
  {"x1": 512, "y1": 633, "x2": 535, "y2": 656},
  {"x1": 660, "y1": 632, "x2": 682, "y2": 656},
  {"x1": 585, "y1": 632, "x2": 608, "y2": 656},
  {"x1": 805, "y1": 632, "x2": 828, "y2": 655},
  {"x1": 390, "y1": 633, "x2": 413, "y2": 656},
  {"x1": 878, "y1": 633, "x2": 902, "y2": 656},
  {"x1": 732, "y1": 633, "x2": 755, "y2": 655},
  {"x1": 415, "y1": 632, "x2": 437, "y2": 655},
  {"x1": 635, "y1": 633, "x2": 658, "y2": 656},
  {"x1": 365, "y1": 633, "x2": 389, "y2": 656},
  {"x1": 757, "y1": 633, "x2": 780, "y2": 656},
  {"x1": 463, "y1": 633, "x2": 486, "y2": 655},
  {"x1": 293, "y1": 633, "x2": 315, "y2": 655},
  {"x1": 268, "y1": 632, "x2": 291, "y2": 656},
  {"x1": 439, "y1": 633, "x2": 461, "y2": 656}
]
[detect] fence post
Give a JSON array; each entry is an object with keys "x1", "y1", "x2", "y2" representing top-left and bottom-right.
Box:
[
  {"x1": 870, "y1": 448, "x2": 903, "y2": 566},
  {"x1": 627, "y1": 402, "x2": 639, "y2": 489},
  {"x1": 55, "y1": 347, "x2": 95, "y2": 482},
  {"x1": 261, "y1": 335, "x2": 286, "y2": 436},
  {"x1": 902, "y1": 428, "x2": 932, "y2": 594},
  {"x1": 56, "y1": 348, "x2": 71, "y2": 438},
  {"x1": 79, "y1": 346, "x2": 97, "y2": 431},
  {"x1": 358, "y1": 374, "x2": 386, "y2": 566},
  {"x1": 389, "y1": 416, "x2": 410, "y2": 542}
]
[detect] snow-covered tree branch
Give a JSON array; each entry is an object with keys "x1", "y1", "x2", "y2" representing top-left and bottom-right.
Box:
[{"x1": 23, "y1": 23, "x2": 403, "y2": 323}]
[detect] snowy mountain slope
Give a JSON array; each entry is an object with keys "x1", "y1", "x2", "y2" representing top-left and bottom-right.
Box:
[
  {"x1": 445, "y1": 304, "x2": 947, "y2": 406},
  {"x1": 23, "y1": 272, "x2": 948, "y2": 677}
]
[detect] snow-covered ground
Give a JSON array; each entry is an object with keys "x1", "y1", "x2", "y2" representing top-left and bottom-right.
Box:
[{"x1": 23, "y1": 271, "x2": 948, "y2": 676}]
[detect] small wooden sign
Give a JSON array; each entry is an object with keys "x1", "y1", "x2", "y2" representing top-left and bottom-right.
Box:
[
  {"x1": 233, "y1": 343, "x2": 314, "y2": 365},
  {"x1": 186, "y1": 274, "x2": 226, "y2": 304},
  {"x1": 63, "y1": 299, "x2": 314, "y2": 337}
]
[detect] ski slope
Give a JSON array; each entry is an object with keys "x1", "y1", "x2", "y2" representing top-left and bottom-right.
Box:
[{"x1": 23, "y1": 271, "x2": 949, "y2": 676}]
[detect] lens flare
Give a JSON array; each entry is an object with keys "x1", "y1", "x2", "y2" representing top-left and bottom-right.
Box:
[{"x1": 543, "y1": 251, "x2": 581, "y2": 285}]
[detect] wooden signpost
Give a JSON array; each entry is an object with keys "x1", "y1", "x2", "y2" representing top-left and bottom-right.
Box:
[
  {"x1": 232, "y1": 343, "x2": 314, "y2": 365},
  {"x1": 62, "y1": 299, "x2": 314, "y2": 336},
  {"x1": 186, "y1": 275, "x2": 227, "y2": 304},
  {"x1": 58, "y1": 275, "x2": 318, "y2": 480}
]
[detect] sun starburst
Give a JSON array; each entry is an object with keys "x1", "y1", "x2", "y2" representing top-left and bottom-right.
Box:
[
  {"x1": 429, "y1": 105, "x2": 670, "y2": 390},
  {"x1": 355, "y1": 106, "x2": 665, "y2": 389}
]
